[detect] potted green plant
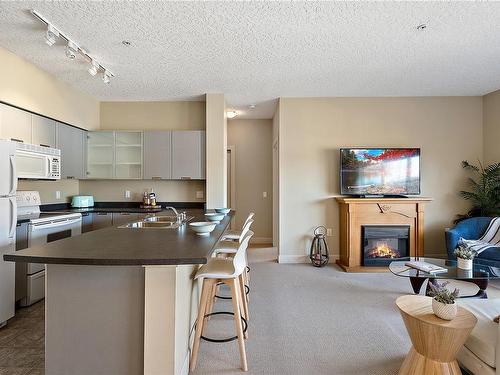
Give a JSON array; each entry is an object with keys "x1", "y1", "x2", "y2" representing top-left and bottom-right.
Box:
[
  {"x1": 456, "y1": 160, "x2": 500, "y2": 222},
  {"x1": 428, "y1": 281, "x2": 459, "y2": 320},
  {"x1": 454, "y1": 244, "x2": 476, "y2": 270}
]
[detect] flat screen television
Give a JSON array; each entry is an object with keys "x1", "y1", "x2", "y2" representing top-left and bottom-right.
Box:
[{"x1": 340, "y1": 148, "x2": 420, "y2": 196}]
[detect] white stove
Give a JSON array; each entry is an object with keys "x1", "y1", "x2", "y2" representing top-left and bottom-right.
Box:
[{"x1": 16, "y1": 191, "x2": 82, "y2": 306}]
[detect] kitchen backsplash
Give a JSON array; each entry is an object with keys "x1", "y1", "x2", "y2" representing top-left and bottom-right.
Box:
[{"x1": 17, "y1": 179, "x2": 206, "y2": 204}]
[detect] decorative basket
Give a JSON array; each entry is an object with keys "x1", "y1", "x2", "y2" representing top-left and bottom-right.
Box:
[{"x1": 432, "y1": 299, "x2": 457, "y2": 320}]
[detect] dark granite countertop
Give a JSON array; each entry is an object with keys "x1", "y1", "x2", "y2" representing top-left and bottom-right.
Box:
[{"x1": 5, "y1": 210, "x2": 232, "y2": 266}]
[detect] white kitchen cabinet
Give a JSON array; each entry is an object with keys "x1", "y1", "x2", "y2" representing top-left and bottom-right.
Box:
[
  {"x1": 0, "y1": 104, "x2": 32, "y2": 143},
  {"x1": 171, "y1": 130, "x2": 205, "y2": 180},
  {"x1": 144, "y1": 131, "x2": 172, "y2": 179},
  {"x1": 87, "y1": 132, "x2": 115, "y2": 179},
  {"x1": 32, "y1": 115, "x2": 56, "y2": 148},
  {"x1": 115, "y1": 131, "x2": 143, "y2": 179},
  {"x1": 56, "y1": 123, "x2": 86, "y2": 179}
]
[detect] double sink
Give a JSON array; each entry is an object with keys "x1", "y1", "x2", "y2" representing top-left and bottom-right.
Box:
[{"x1": 119, "y1": 215, "x2": 194, "y2": 229}]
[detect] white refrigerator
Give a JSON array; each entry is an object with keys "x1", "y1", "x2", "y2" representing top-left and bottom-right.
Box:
[{"x1": 0, "y1": 140, "x2": 17, "y2": 326}]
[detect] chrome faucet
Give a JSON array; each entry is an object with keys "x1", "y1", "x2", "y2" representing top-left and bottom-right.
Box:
[{"x1": 164, "y1": 206, "x2": 181, "y2": 222}]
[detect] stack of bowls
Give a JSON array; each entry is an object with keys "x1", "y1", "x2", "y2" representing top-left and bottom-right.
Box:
[{"x1": 205, "y1": 212, "x2": 225, "y2": 224}]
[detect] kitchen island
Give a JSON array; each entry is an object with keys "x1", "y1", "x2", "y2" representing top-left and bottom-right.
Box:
[{"x1": 4, "y1": 209, "x2": 232, "y2": 375}]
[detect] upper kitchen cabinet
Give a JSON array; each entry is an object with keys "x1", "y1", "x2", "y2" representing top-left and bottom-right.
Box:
[
  {"x1": 0, "y1": 104, "x2": 32, "y2": 143},
  {"x1": 32, "y1": 115, "x2": 56, "y2": 148},
  {"x1": 171, "y1": 130, "x2": 206, "y2": 180},
  {"x1": 115, "y1": 131, "x2": 143, "y2": 179},
  {"x1": 87, "y1": 132, "x2": 114, "y2": 179},
  {"x1": 144, "y1": 131, "x2": 172, "y2": 179},
  {"x1": 56, "y1": 123, "x2": 86, "y2": 179}
]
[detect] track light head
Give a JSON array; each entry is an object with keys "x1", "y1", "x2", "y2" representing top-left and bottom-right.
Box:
[
  {"x1": 65, "y1": 41, "x2": 78, "y2": 60},
  {"x1": 45, "y1": 24, "x2": 59, "y2": 46},
  {"x1": 102, "y1": 70, "x2": 111, "y2": 84},
  {"x1": 88, "y1": 60, "x2": 99, "y2": 76}
]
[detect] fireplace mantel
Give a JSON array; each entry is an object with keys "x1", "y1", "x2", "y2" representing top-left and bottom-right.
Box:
[{"x1": 335, "y1": 197, "x2": 432, "y2": 272}]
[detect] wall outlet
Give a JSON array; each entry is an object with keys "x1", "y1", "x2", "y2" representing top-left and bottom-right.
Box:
[
  {"x1": 55, "y1": 191, "x2": 61, "y2": 199},
  {"x1": 263, "y1": 191, "x2": 267, "y2": 198},
  {"x1": 196, "y1": 191, "x2": 204, "y2": 199},
  {"x1": 125, "y1": 190, "x2": 131, "y2": 199},
  {"x1": 326, "y1": 228, "x2": 333, "y2": 236}
]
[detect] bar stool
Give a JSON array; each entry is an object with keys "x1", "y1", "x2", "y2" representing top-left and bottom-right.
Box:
[
  {"x1": 221, "y1": 212, "x2": 255, "y2": 241},
  {"x1": 190, "y1": 234, "x2": 252, "y2": 372}
]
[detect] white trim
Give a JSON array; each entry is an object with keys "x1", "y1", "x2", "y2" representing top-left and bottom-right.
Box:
[
  {"x1": 251, "y1": 237, "x2": 273, "y2": 244},
  {"x1": 278, "y1": 254, "x2": 339, "y2": 264},
  {"x1": 178, "y1": 351, "x2": 189, "y2": 375}
]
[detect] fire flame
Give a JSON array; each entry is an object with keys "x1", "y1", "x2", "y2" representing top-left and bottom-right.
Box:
[{"x1": 367, "y1": 242, "x2": 400, "y2": 259}]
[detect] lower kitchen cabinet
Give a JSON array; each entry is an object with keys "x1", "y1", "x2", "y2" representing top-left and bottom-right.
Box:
[
  {"x1": 81, "y1": 213, "x2": 93, "y2": 233},
  {"x1": 111, "y1": 212, "x2": 139, "y2": 226},
  {"x1": 91, "y1": 213, "x2": 113, "y2": 230}
]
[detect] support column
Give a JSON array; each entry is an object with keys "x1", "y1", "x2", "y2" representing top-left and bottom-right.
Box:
[{"x1": 205, "y1": 93, "x2": 227, "y2": 209}]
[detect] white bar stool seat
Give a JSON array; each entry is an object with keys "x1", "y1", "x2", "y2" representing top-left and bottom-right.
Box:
[{"x1": 221, "y1": 212, "x2": 254, "y2": 241}]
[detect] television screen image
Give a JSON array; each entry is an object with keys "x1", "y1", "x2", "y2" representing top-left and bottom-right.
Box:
[{"x1": 340, "y1": 148, "x2": 420, "y2": 196}]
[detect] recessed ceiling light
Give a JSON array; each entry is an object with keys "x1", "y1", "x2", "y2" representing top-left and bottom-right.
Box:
[
  {"x1": 416, "y1": 24, "x2": 427, "y2": 31},
  {"x1": 122, "y1": 40, "x2": 131, "y2": 46},
  {"x1": 226, "y1": 110, "x2": 238, "y2": 119},
  {"x1": 249, "y1": 104, "x2": 256, "y2": 110}
]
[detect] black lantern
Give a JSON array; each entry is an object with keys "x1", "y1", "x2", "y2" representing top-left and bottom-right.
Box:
[{"x1": 309, "y1": 226, "x2": 329, "y2": 267}]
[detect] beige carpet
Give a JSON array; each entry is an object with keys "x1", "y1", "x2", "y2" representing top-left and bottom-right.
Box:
[{"x1": 193, "y1": 248, "x2": 497, "y2": 375}]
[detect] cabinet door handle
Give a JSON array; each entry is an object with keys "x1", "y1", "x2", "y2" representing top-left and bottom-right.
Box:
[
  {"x1": 152, "y1": 176, "x2": 162, "y2": 180},
  {"x1": 10, "y1": 138, "x2": 23, "y2": 143},
  {"x1": 66, "y1": 176, "x2": 74, "y2": 179},
  {"x1": 40, "y1": 144, "x2": 50, "y2": 148},
  {"x1": 181, "y1": 176, "x2": 191, "y2": 180}
]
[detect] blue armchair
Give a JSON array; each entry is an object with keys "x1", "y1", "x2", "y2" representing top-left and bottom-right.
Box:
[{"x1": 445, "y1": 217, "x2": 500, "y2": 266}]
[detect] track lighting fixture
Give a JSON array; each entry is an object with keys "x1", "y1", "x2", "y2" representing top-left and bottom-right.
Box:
[
  {"x1": 45, "y1": 24, "x2": 59, "y2": 46},
  {"x1": 88, "y1": 60, "x2": 99, "y2": 76},
  {"x1": 226, "y1": 110, "x2": 238, "y2": 119},
  {"x1": 31, "y1": 9, "x2": 115, "y2": 84},
  {"x1": 65, "y1": 41, "x2": 78, "y2": 60},
  {"x1": 102, "y1": 70, "x2": 111, "y2": 84}
]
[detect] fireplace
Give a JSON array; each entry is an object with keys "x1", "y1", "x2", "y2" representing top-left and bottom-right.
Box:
[{"x1": 362, "y1": 225, "x2": 410, "y2": 266}]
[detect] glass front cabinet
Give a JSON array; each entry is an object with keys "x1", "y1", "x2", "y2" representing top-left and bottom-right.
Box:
[{"x1": 86, "y1": 131, "x2": 143, "y2": 179}]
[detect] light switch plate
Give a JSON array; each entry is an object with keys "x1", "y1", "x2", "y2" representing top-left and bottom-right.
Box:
[
  {"x1": 55, "y1": 191, "x2": 61, "y2": 199},
  {"x1": 263, "y1": 191, "x2": 267, "y2": 198},
  {"x1": 196, "y1": 191, "x2": 204, "y2": 199},
  {"x1": 125, "y1": 190, "x2": 131, "y2": 199},
  {"x1": 326, "y1": 228, "x2": 333, "y2": 236}
]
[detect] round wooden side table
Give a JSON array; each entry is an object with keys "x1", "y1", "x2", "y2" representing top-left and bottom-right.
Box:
[{"x1": 396, "y1": 295, "x2": 477, "y2": 375}]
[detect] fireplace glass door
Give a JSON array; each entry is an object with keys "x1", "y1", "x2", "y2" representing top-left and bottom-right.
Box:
[{"x1": 362, "y1": 225, "x2": 410, "y2": 266}]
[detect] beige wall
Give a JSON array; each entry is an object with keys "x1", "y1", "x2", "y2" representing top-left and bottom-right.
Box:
[
  {"x1": 0, "y1": 47, "x2": 99, "y2": 130},
  {"x1": 272, "y1": 100, "x2": 281, "y2": 248},
  {"x1": 483, "y1": 89, "x2": 500, "y2": 165},
  {"x1": 205, "y1": 93, "x2": 227, "y2": 208},
  {"x1": 278, "y1": 97, "x2": 483, "y2": 261},
  {"x1": 79, "y1": 180, "x2": 205, "y2": 203},
  {"x1": 228, "y1": 119, "x2": 273, "y2": 240},
  {"x1": 17, "y1": 179, "x2": 80, "y2": 205},
  {"x1": 100, "y1": 101, "x2": 205, "y2": 130}
]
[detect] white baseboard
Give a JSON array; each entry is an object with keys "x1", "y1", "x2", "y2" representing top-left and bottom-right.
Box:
[
  {"x1": 251, "y1": 237, "x2": 273, "y2": 244},
  {"x1": 278, "y1": 254, "x2": 339, "y2": 264}
]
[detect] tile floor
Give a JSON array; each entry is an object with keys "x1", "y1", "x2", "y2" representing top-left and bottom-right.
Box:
[{"x1": 0, "y1": 301, "x2": 44, "y2": 375}]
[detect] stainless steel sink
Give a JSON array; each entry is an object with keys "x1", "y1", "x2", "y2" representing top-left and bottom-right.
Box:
[
  {"x1": 144, "y1": 215, "x2": 194, "y2": 223},
  {"x1": 119, "y1": 221, "x2": 180, "y2": 229},
  {"x1": 118, "y1": 215, "x2": 194, "y2": 229}
]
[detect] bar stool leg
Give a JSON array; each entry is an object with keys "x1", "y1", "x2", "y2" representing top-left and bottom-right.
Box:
[
  {"x1": 229, "y1": 277, "x2": 248, "y2": 371},
  {"x1": 239, "y1": 273, "x2": 249, "y2": 325},
  {"x1": 190, "y1": 278, "x2": 214, "y2": 372},
  {"x1": 205, "y1": 280, "x2": 218, "y2": 323}
]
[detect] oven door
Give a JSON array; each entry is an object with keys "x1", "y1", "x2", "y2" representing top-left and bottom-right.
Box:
[{"x1": 27, "y1": 217, "x2": 82, "y2": 274}]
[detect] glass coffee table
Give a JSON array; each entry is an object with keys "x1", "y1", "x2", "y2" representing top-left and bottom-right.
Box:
[{"x1": 389, "y1": 257, "x2": 500, "y2": 299}]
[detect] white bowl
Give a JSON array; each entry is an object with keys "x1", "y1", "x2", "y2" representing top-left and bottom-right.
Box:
[
  {"x1": 204, "y1": 213, "x2": 225, "y2": 223},
  {"x1": 215, "y1": 208, "x2": 231, "y2": 214},
  {"x1": 189, "y1": 222, "x2": 217, "y2": 236}
]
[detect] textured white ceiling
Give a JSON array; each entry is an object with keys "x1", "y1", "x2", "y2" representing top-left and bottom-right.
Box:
[{"x1": 1, "y1": 1, "x2": 500, "y2": 119}]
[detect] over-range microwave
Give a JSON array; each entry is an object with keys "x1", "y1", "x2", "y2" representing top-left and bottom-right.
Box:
[{"x1": 15, "y1": 143, "x2": 61, "y2": 180}]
